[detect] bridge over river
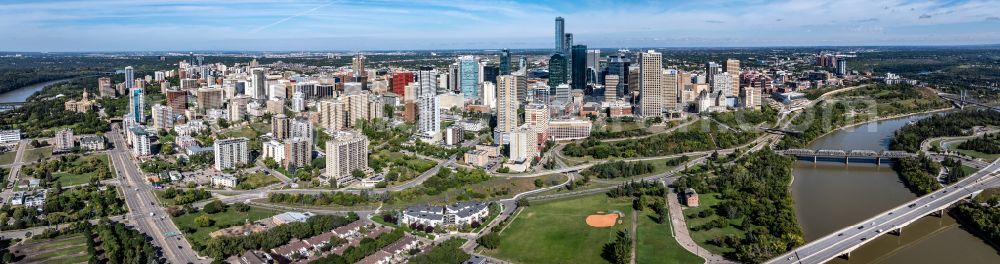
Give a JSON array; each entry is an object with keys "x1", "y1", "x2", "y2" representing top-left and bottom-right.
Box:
[{"x1": 778, "y1": 149, "x2": 916, "y2": 164}]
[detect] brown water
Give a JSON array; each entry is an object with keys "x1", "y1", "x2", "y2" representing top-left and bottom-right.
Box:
[{"x1": 790, "y1": 113, "x2": 1000, "y2": 264}]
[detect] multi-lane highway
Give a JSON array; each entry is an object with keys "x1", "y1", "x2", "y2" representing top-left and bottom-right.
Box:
[
  {"x1": 767, "y1": 159, "x2": 1000, "y2": 264},
  {"x1": 106, "y1": 128, "x2": 205, "y2": 264}
]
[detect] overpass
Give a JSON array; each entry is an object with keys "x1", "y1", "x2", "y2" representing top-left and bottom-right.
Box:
[
  {"x1": 767, "y1": 159, "x2": 1000, "y2": 264},
  {"x1": 778, "y1": 149, "x2": 917, "y2": 164}
]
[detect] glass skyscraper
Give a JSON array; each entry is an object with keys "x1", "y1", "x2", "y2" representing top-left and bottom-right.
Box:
[
  {"x1": 548, "y1": 53, "x2": 567, "y2": 90},
  {"x1": 459, "y1": 56, "x2": 479, "y2": 100},
  {"x1": 571, "y1": 45, "x2": 587, "y2": 90},
  {"x1": 499, "y1": 49, "x2": 511, "y2": 75}
]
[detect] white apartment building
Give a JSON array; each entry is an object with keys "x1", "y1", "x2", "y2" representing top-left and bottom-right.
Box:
[{"x1": 214, "y1": 137, "x2": 250, "y2": 170}]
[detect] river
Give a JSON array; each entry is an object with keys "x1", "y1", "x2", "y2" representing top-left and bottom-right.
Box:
[
  {"x1": 0, "y1": 78, "x2": 75, "y2": 103},
  {"x1": 791, "y1": 113, "x2": 1000, "y2": 263}
]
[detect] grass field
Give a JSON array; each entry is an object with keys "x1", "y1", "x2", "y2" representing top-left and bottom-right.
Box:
[
  {"x1": 23, "y1": 146, "x2": 52, "y2": 162},
  {"x1": 172, "y1": 205, "x2": 279, "y2": 243},
  {"x1": 683, "y1": 193, "x2": 746, "y2": 255},
  {"x1": 488, "y1": 194, "x2": 633, "y2": 264},
  {"x1": 13, "y1": 234, "x2": 89, "y2": 264},
  {"x1": 954, "y1": 147, "x2": 1000, "y2": 162},
  {"x1": 0, "y1": 151, "x2": 14, "y2": 165},
  {"x1": 636, "y1": 209, "x2": 703, "y2": 264},
  {"x1": 237, "y1": 172, "x2": 280, "y2": 190},
  {"x1": 51, "y1": 154, "x2": 109, "y2": 186}
]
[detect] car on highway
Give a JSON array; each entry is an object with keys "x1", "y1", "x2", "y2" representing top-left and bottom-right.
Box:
[
  {"x1": 876, "y1": 229, "x2": 883, "y2": 233},
  {"x1": 858, "y1": 226, "x2": 864, "y2": 230}
]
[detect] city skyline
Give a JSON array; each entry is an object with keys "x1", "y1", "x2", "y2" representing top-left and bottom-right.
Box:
[{"x1": 1, "y1": 0, "x2": 1000, "y2": 52}]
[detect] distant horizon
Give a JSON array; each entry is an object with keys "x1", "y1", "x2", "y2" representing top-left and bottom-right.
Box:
[
  {"x1": 3, "y1": 0, "x2": 1000, "y2": 52},
  {"x1": 2, "y1": 43, "x2": 999, "y2": 54}
]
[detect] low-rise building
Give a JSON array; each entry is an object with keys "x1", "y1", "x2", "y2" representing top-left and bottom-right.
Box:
[
  {"x1": 0, "y1": 129, "x2": 21, "y2": 144},
  {"x1": 685, "y1": 188, "x2": 700, "y2": 207},
  {"x1": 271, "y1": 211, "x2": 315, "y2": 225},
  {"x1": 548, "y1": 119, "x2": 592, "y2": 141},
  {"x1": 211, "y1": 175, "x2": 238, "y2": 188},
  {"x1": 53, "y1": 128, "x2": 74, "y2": 153},
  {"x1": 402, "y1": 201, "x2": 490, "y2": 227},
  {"x1": 464, "y1": 150, "x2": 490, "y2": 168},
  {"x1": 79, "y1": 135, "x2": 106, "y2": 151},
  {"x1": 445, "y1": 125, "x2": 464, "y2": 146}
]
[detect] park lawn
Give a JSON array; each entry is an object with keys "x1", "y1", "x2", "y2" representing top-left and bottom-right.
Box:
[
  {"x1": 14, "y1": 234, "x2": 88, "y2": 264},
  {"x1": 50, "y1": 154, "x2": 110, "y2": 186},
  {"x1": 604, "y1": 121, "x2": 643, "y2": 133},
  {"x1": 683, "y1": 193, "x2": 746, "y2": 255},
  {"x1": 221, "y1": 126, "x2": 257, "y2": 139},
  {"x1": 237, "y1": 172, "x2": 280, "y2": 190},
  {"x1": 488, "y1": 194, "x2": 633, "y2": 264},
  {"x1": 0, "y1": 151, "x2": 14, "y2": 165},
  {"x1": 172, "y1": 205, "x2": 279, "y2": 243},
  {"x1": 636, "y1": 209, "x2": 703, "y2": 264},
  {"x1": 23, "y1": 146, "x2": 52, "y2": 162},
  {"x1": 954, "y1": 147, "x2": 1000, "y2": 162}
]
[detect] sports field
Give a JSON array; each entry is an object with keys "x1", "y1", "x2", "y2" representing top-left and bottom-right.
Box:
[{"x1": 488, "y1": 194, "x2": 632, "y2": 264}]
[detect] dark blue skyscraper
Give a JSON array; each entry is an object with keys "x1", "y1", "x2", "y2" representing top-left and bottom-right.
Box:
[
  {"x1": 500, "y1": 49, "x2": 511, "y2": 75},
  {"x1": 548, "y1": 53, "x2": 567, "y2": 89},
  {"x1": 555, "y1": 17, "x2": 564, "y2": 52},
  {"x1": 571, "y1": 45, "x2": 587, "y2": 90}
]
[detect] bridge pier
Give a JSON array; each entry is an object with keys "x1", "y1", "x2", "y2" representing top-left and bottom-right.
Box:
[
  {"x1": 845, "y1": 156, "x2": 849, "y2": 165},
  {"x1": 876, "y1": 158, "x2": 881, "y2": 165},
  {"x1": 813, "y1": 156, "x2": 817, "y2": 163},
  {"x1": 892, "y1": 227, "x2": 902, "y2": 236},
  {"x1": 839, "y1": 251, "x2": 851, "y2": 260}
]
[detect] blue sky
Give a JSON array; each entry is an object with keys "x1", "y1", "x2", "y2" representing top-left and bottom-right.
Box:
[{"x1": 1, "y1": 0, "x2": 998, "y2": 51}]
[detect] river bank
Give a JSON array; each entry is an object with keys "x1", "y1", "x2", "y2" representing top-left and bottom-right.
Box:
[{"x1": 0, "y1": 78, "x2": 77, "y2": 103}]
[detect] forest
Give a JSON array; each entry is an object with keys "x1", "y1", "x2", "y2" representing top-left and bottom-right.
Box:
[
  {"x1": 958, "y1": 133, "x2": 1000, "y2": 154},
  {"x1": 776, "y1": 101, "x2": 850, "y2": 149},
  {"x1": 0, "y1": 185, "x2": 126, "y2": 230},
  {"x1": 84, "y1": 221, "x2": 159, "y2": 264},
  {"x1": 408, "y1": 238, "x2": 470, "y2": 264},
  {"x1": 895, "y1": 155, "x2": 942, "y2": 195},
  {"x1": 890, "y1": 110, "x2": 1000, "y2": 152},
  {"x1": 955, "y1": 201, "x2": 1000, "y2": 248},
  {"x1": 267, "y1": 191, "x2": 375, "y2": 207},
  {"x1": 581, "y1": 160, "x2": 655, "y2": 179},
  {"x1": 672, "y1": 150, "x2": 803, "y2": 263}
]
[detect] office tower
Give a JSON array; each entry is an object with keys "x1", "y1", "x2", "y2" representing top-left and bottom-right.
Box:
[
  {"x1": 524, "y1": 103, "x2": 549, "y2": 147},
  {"x1": 325, "y1": 131, "x2": 368, "y2": 180},
  {"x1": 251, "y1": 68, "x2": 267, "y2": 100},
  {"x1": 532, "y1": 86, "x2": 550, "y2": 104},
  {"x1": 509, "y1": 125, "x2": 538, "y2": 162},
  {"x1": 563, "y1": 33, "x2": 573, "y2": 55},
  {"x1": 481, "y1": 82, "x2": 496, "y2": 109},
  {"x1": 705, "y1": 62, "x2": 721, "y2": 91},
  {"x1": 606, "y1": 53, "x2": 630, "y2": 98},
  {"x1": 836, "y1": 59, "x2": 847, "y2": 76},
  {"x1": 129, "y1": 126, "x2": 151, "y2": 156},
  {"x1": 586, "y1": 50, "x2": 601, "y2": 71},
  {"x1": 98, "y1": 77, "x2": 114, "y2": 98},
  {"x1": 351, "y1": 54, "x2": 366, "y2": 77},
  {"x1": 151, "y1": 104, "x2": 174, "y2": 131},
  {"x1": 459, "y1": 56, "x2": 479, "y2": 100},
  {"x1": 447, "y1": 63, "x2": 460, "y2": 93},
  {"x1": 391, "y1": 71, "x2": 414, "y2": 97},
  {"x1": 663, "y1": 69, "x2": 680, "y2": 112},
  {"x1": 283, "y1": 137, "x2": 312, "y2": 170},
  {"x1": 130, "y1": 87, "x2": 144, "y2": 123},
  {"x1": 500, "y1": 49, "x2": 512, "y2": 75},
  {"x1": 724, "y1": 59, "x2": 740, "y2": 97},
  {"x1": 518, "y1": 56, "x2": 528, "y2": 73},
  {"x1": 548, "y1": 53, "x2": 567, "y2": 89},
  {"x1": 555, "y1": 84, "x2": 571, "y2": 102},
  {"x1": 571, "y1": 45, "x2": 588, "y2": 90},
  {"x1": 417, "y1": 70, "x2": 440, "y2": 140},
  {"x1": 230, "y1": 96, "x2": 249, "y2": 122},
  {"x1": 604, "y1": 75, "x2": 620, "y2": 101},
  {"x1": 214, "y1": 137, "x2": 250, "y2": 170},
  {"x1": 555, "y1": 17, "x2": 565, "y2": 52},
  {"x1": 289, "y1": 116, "x2": 313, "y2": 142},
  {"x1": 638, "y1": 50, "x2": 664, "y2": 117},
  {"x1": 713, "y1": 73, "x2": 734, "y2": 98},
  {"x1": 482, "y1": 65, "x2": 499, "y2": 85},
  {"x1": 496, "y1": 75, "x2": 519, "y2": 138},
  {"x1": 124, "y1": 66, "x2": 134, "y2": 90},
  {"x1": 272, "y1": 114, "x2": 290, "y2": 140},
  {"x1": 291, "y1": 91, "x2": 305, "y2": 112}
]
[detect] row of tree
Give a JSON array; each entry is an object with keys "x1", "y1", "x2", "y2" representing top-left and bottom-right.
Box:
[
  {"x1": 891, "y1": 110, "x2": 1000, "y2": 152},
  {"x1": 267, "y1": 191, "x2": 374, "y2": 207},
  {"x1": 582, "y1": 161, "x2": 656, "y2": 179},
  {"x1": 958, "y1": 133, "x2": 1000, "y2": 154},
  {"x1": 563, "y1": 120, "x2": 758, "y2": 159},
  {"x1": 159, "y1": 188, "x2": 212, "y2": 205},
  {"x1": 85, "y1": 221, "x2": 158, "y2": 264}
]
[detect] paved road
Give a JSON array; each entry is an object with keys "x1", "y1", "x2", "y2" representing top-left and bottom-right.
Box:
[
  {"x1": 767, "y1": 159, "x2": 1000, "y2": 264},
  {"x1": 0, "y1": 139, "x2": 29, "y2": 202},
  {"x1": 666, "y1": 190, "x2": 735, "y2": 264},
  {"x1": 107, "y1": 128, "x2": 205, "y2": 264},
  {"x1": 389, "y1": 154, "x2": 457, "y2": 192}
]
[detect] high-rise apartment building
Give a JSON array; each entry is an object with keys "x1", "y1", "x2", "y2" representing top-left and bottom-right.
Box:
[
  {"x1": 391, "y1": 71, "x2": 414, "y2": 97},
  {"x1": 496, "y1": 75, "x2": 519, "y2": 141},
  {"x1": 251, "y1": 68, "x2": 267, "y2": 100},
  {"x1": 524, "y1": 103, "x2": 549, "y2": 147},
  {"x1": 459, "y1": 56, "x2": 479, "y2": 100},
  {"x1": 724, "y1": 59, "x2": 740, "y2": 97},
  {"x1": 638, "y1": 50, "x2": 664, "y2": 117},
  {"x1": 54, "y1": 128, "x2": 74, "y2": 153},
  {"x1": 196, "y1": 87, "x2": 224, "y2": 113},
  {"x1": 129, "y1": 126, "x2": 151, "y2": 156},
  {"x1": 130, "y1": 87, "x2": 144, "y2": 123},
  {"x1": 124, "y1": 66, "x2": 135, "y2": 90},
  {"x1": 272, "y1": 114, "x2": 290, "y2": 140},
  {"x1": 151, "y1": 104, "x2": 174, "y2": 131},
  {"x1": 165, "y1": 89, "x2": 187, "y2": 112},
  {"x1": 283, "y1": 137, "x2": 312, "y2": 170},
  {"x1": 289, "y1": 116, "x2": 313, "y2": 142},
  {"x1": 417, "y1": 69, "x2": 440, "y2": 141},
  {"x1": 352, "y1": 54, "x2": 366, "y2": 77},
  {"x1": 705, "y1": 62, "x2": 721, "y2": 92},
  {"x1": 214, "y1": 137, "x2": 250, "y2": 170},
  {"x1": 663, "y1": 69, "x2": 680, "y2": 112},
  {"x1": 98, "y1": 77, "x2": 114, "y2": 98},
  {"x1": 318, "y1": 99, "x2": 347, "y2": 132},
  {"x1": 325, "y1": 131, "x2": 368, "y2": 181},
  {"x1": 509, "y1": 125, "x2": 538, "y2": 163}
]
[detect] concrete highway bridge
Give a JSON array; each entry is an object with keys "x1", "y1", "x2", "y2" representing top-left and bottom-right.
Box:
[
  {"x1": 767, "y1": 159, "x2": 1000, "y2": 264},
  {"x1": 779, "y1": 149, "x2": 916, "y2": 164},
  {"x1": 0, "y1": 102, "x2": 24, "y2": 111},
  {"x1": 939, "y1": 93, "x2": 1000, "y2": 111}
]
